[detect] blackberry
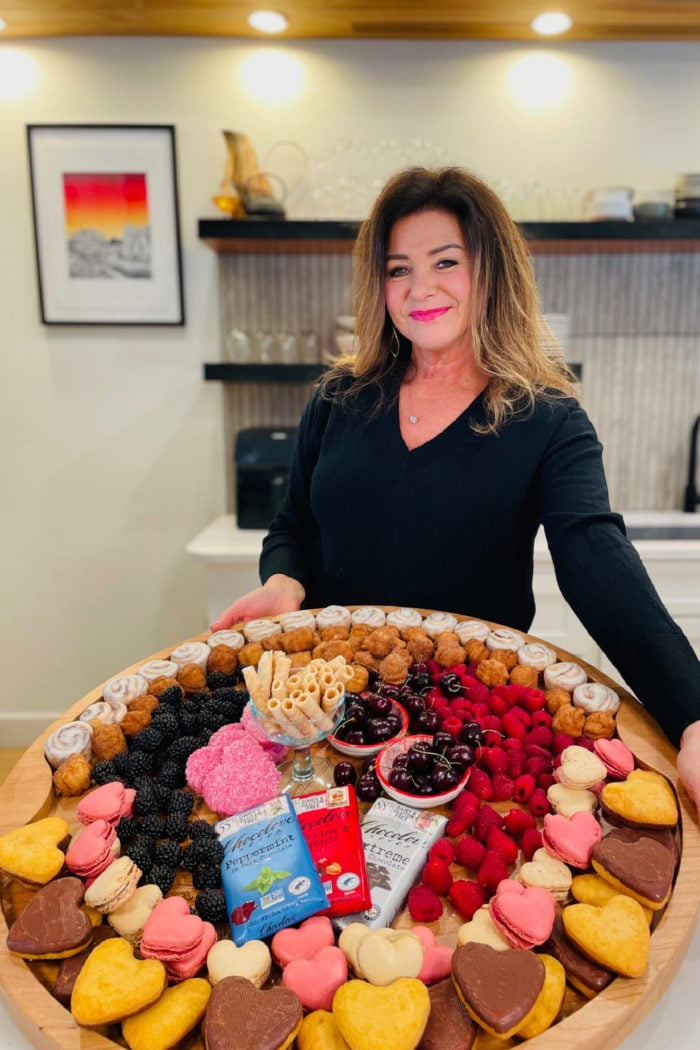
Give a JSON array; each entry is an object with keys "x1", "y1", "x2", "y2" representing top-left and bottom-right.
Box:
[
  {"x1": 133, "y1": 782, "x2": 160, "y2": 817},
  {"x1": 200, "y1": 706, "x2": 230, "y2": 731},
  {"x1": 124, "y1": 751, "x2": 155, "y2": 782},
  {"x1": 152, "y1": 781, "x2": 173, "y2": 809},
  {"x1": 155, "y1": 761, "x2": 187, "y2": 789},
  {"x1": 211, "y1": 686, "x2": 243, "y2": 705},
  {"x1": 158, "y1": 684, "x2": 184, "y2": 705},
  {"x1": 168, "y1": 790, "x2": 195, "y2": 817},
  {"x1": 189, "y1": 690, "x2": 211, "y2": 704},
  {"x1": 91, "y1": 761, "x2": 121, "y2": 785},
  {"x1": 153, "y1": 839, "x2": 181, "y2": 868},
  {"x1": 193, "y1": 863, "x2": 222, "y2": 890},
  {"x1": 137, "y1": 867, "x2": 153, "y2": 887},
  {"x1": 132, "y1": 726, "x2": 165, "y2": 753},
  {"x1": 116, "y1": 816, "x2": 139, "y2": 844},
  {"x1": 166, "y1": 736, "x2": 202, "y2": 766},
  {"x1": 113, "y1": 752, "x2": 131, "y2": 776},
  {"x1": 193, "y1": 888, "x2": 227, "y2": 924},
  {"x1": 140, "y1": 814, "x2": 166, "y2": 839},
  {"x1": 206, "y1": 670, "x2": 237, "y2": 691},
  {"x1": 150, "y1": 864, "x2": 177, "y2": 896},
  {"x1": 177, "y1": 705, "x2": 201, "y2": 735},
  {"x1": 150, "y1": 707, "x2": 180, "y2": 738},
  {"x1": 189, "y1": 819, "x2": 218, "y2": 840},
  {"x1": 125, "y1": 842, "x2": 154, "y2": 872},
  {"x1": 189, "y1": 837, "x2": 225, "y2": 866},
  {"x1": 164, "y1": 813, "x2": 191, "y2": 842}
]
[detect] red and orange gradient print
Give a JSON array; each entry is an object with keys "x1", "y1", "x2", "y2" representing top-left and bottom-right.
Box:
[{"x1": 62, "y1": 172, "x2": 149, "y2": 241}]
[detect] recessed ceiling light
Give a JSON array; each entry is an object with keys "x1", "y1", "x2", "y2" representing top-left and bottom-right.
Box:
[
  {"x1": 530, "y1": 11, "x2": 573, "y2": 36},
  {"x1": 0, "y1": 17, "x2": 7, "y2": 31},
  {"x1": 247, "y1": 10, "x2": 289, "y2": 34}
]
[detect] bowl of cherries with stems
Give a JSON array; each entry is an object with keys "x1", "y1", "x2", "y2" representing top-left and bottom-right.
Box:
[
  {"x1": 374, "y1": 731, "x2": 475, "y2": 809},
  {"x1": 328, "y1": 691, "x2": 409, "y2": 758}
]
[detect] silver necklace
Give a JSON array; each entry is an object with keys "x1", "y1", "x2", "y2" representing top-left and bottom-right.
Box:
[{"x1": 404, "y1": 384, "x2": 419, "y2": 424}]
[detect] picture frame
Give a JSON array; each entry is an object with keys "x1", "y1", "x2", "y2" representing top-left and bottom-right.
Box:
[{"x1": 26, "y1": 124, "x2": 185, "y2": 325}]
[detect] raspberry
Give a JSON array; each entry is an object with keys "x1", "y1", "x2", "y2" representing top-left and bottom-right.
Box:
[
  {"x1": 453, "y1": 789, "x2": 480, "y2": 815},
  {"x1": 488, "y1": 693, "x2": 508, "y2": 716},
  {"x1": 471, "y1": 703, "x2": 490, "y2": 720},
  {"x1": 463, "y1": 679, "x2": 490, "y2": 704},
  {"x1": 486, "y1": 826, "x2": 519, "y2": 864},
  {"x1": 429, "y1": 838, "x2": 456, "y2": 865},
  {"x1": 450, "y1": 698, "x2": 472, "y2": 716},
  {"x1": 468, "y1": 767, "x2": 493, "y2": 801},
  {"x1": 422, "y1": 857, "x2": 453, "y2": 895},
  {"x1": 502, "y1": 807, "x2": 537, "y2": 837},
  {"x1": 481, "y1": 715, "x2": 502, "y2": 733},
  {"x1": 445, "y1": 815, "x2": 470, "y2": 837},
  {"x1": 501, "y1": 712, "x2": 527, "y2": 740},
  {"x1": 449, "y1": 879, "x2": 486, "y2": 920},
  {"x1": 575, "y1": 737, "x2": 596, "y2": 752},
  {"x1": 518, "y1": 687, "x2": 546, "y2": 712},
  {"x1": 527, "y1": 787, "x2": 551, "y2": 817},
  {"x1": 521, "y1": 827, "x2": 543, "y2": 860},
  {"x1": 503, "y1": 737, "x2": 524, "y2": 752},
  {"x1": 551, "y1": 733, "x2": 575, "y2": 755},
  {"x1": 454, "y1": 834, "x2": 486, "y2": 871},
  {"x1": 491, "y1": 774, "x2": 514, "y2": 802},
  {"x1": 507, "y1": 751, "x2": 526, "y2": 778},
  {"x1": 473, "y1": 805, "x2": 503, "y2": 843},
  {"x1": 442, "y1": 715, "x2": 463, "y2": 738},
  {"x1": 407, "y1": 884, "x2": 443, "y2": 923},
  {"x1": 482, "y1": 747, "x2": 508, "y2": 775},
  {"x1": 513, "y1": 774, "x2": 536, "y2": 803},
  {"x1": 476, "y1": 851, "x2": 509, "y2": 892},
  {"x1": 509, "y1": 705, "x2": 532, "y2": 727},
  {"x1": 524, "y1": 727, "x2": 554, "y2": 750},
  {"x1": 530, "y1": 710, "x2": 553, "y2": 729},
  {"x1": 538, "y1": 773, "x2": 556, "y2": 791},
  {"x1": 525, "y1": 755, "x2": 552, "y2": 778}
]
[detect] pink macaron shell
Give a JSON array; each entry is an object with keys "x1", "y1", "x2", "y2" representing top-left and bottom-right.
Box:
[
  {"x1": 77, "y1": 782, "x2": 128, "y2": 826},
  {"x1": 65, "y1": 819, "x2": 119, "y2": 879},
  {"x1": 271, "y1": 915, "x2": 335, "y2": 968},
  {"x1": 488, "y1": 879, "x2": 556, "y2": 949},
  {"x1": 164, "y1": 921, "x2": 218, "y2": 982},
  {"x1": 541, "y1": 811, "x2": 603, "y2": 869},
  {"x1": 141, "y1": 896, "x2": 205, "y2": 958},
  {"x1": 412, "y1": 926, "x2": 454, "y2": 983},
  {"x1": 594, "y1": 738, "x2": 635, "y2": 779},
  {"x1": 281, "y1": 945, "x2": 348, "y2": 1011}
]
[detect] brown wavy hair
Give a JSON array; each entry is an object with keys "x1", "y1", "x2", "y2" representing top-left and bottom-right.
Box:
[{"x1": 320, "y1": 166, "x2": 577, "y2": 431}]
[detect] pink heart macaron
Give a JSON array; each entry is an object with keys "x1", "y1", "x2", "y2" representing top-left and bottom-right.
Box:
[
  {"x1": 542, "y1": 810, "x2": 603, "y2": 869},
  {"x1": 77, "y1": 782, "x2": 136, "y2": 826},
  {"x1": 411, "y1": 925, "x2": 455, "y2": 984},
  {"x1": 281, "y1": 944, "x2": 348, "y2": 1011},
  {"x1": 271, "y1": 915, "x2": 334, "y2": 968},
  {"x1": 488, "y1": 879, "x2": 556, "y2": 949},
  {"x1": 593, "y1": 738, "x2": 635, "y2": 780}
]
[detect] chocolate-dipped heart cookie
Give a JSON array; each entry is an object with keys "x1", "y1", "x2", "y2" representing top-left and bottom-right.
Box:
[
  {"x1": 54, "y1": 925, "x2": 117, "y2": 1005},
  {"x1": 6, "y1": 876, "x2": 93, "y2": 960},
  {"x1": 592, "y1": 827, "x2": 677, "y2": 909},
  {"x1": 202, "y1": 975, "x2": 302, "y2": 1050},
  {"x1": 451, "y1": 941, "x2": 545, "y2": 1039},
  {"x1": 418, "y1": 977, "x2": 476, "y2": 1050}
]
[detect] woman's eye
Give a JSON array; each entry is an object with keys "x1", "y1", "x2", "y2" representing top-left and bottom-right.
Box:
[
  {"x1": 436, "y1": 257, "x2": 458, "y2": 269},
  {"x1": 386, "y1": 265, "x2": 409, "y2": 278}
]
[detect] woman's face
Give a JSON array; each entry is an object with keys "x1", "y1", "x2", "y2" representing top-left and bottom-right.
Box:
[{"x1": 384, "y1": 208, "x2": 474, "y2": 360}]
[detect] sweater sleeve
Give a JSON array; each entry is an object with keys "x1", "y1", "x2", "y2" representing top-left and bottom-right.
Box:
[
  {"x1": 538, "y1": 401, "x2": 700, "y2": 748},
  {"x1": 258, "y1": 388, "x2": 329, "y2": 594}
]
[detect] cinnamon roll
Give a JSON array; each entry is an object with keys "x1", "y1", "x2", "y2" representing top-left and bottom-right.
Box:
[
  {"x1": 518, "y1": 642, "x2": 558, "y2": 672},
  {"x1": 454, "y1": 619, "x2": 490, "y2": 645},
  {"x1": 422, "y1": 611, "x2": 458, "y2": 639},
  {"x1": 486, "y1": 628, "x2": 525, "y2": 652},
  {"x1": 103, "y1": 673, "x2": 148, "y2": 706},
  {"x1": 572, "y1": 682, "x2": 620, "y2": 714},
  {"x1": 278, "y1": 610, "x2": 317, "y2": 633},
  {"x1": 170, "y1": 640, "x2": 210, "y2": 671},
  {"x1": 386, "y1": 607, "x2": 423, "y2": 630},
  {"x1": 243, "y1": 618, "x2": 283, "y2": 643},
  {"x1": 315, "y1": 605, "x2": 352, "y2": 631},
  {"x1": 79, "y1": 701, "x2": 127, "y2": 726},
  {"x1": 138, "y1": 660, "x2": 179, "y2": 683},
  {"x1": 208, "y1": 629, "x2": 245, "y2": 650},
  {"x1": 351, "y1": 606, "x2": 387, "y2": 629},
  {"x1": 543, "y1": 661, "x2": 588, "y2": 693},
  {"x1": 44, "y1": 721, "x2": 94, "y2": 769}
]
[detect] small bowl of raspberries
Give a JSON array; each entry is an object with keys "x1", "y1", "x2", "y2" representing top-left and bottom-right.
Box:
[
  {"x1": 376, "y1": 731, "x2": 474, "y2": 809},
  {"x1": 328, "y1": 692, "x2": 409, "y2": 758}
]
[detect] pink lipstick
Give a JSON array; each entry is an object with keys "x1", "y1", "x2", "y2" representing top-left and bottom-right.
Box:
[{"x1": 409, "y1": 307, "x2": 450, "y2": 322}]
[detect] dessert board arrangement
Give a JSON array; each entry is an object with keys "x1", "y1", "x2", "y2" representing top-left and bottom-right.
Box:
[{"x1": 0, "y1": 605, "x2": 699, "y2": 1050}]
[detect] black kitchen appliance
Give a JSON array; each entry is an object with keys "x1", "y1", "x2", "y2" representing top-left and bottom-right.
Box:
[{"x1": 234, "y1": 426, "x2": 297, "y2": 529}]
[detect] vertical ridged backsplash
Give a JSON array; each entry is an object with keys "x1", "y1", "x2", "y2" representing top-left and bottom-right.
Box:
[{"x1": 218, "y1": 248, "x2": 700, "y2": 512}]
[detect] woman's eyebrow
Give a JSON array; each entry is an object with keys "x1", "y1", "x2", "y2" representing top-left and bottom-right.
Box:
[{"x1": 385, "y1": 242, "x2": 464, "y2": 262}]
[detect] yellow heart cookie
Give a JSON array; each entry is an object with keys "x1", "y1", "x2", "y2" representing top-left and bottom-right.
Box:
[
  {"x1": 357, "y1": 930, "x2": 424, "y2": 987},
  {"x1": 333, "y1": 977, "x2": 430, "y2": 1050},
  {"x1": 571, "y1": 873, "x2": 653, "y2": 924},
  {"x1": 600, "y1": 769, "x2": 678, "y2": 828},
  {"x1": 207, "y1": 937, "x2": 272, "y2": 988},
  {"x1": 297, "y1": 1009, "x2": 351, "y2": 1050},
  {"x1": 562, "y1": 896, "x2": 650, "y2": 978},
  {"x1": 71, "y1": 936, "x2": 167, "y2": 1026},
  {"x1": 0, "y1": 816, "x2": 69, "y2": 886},
  {"x1": 121, "y1": 977, "x2": 211, "y2": 1050},
  {"x1": 517, "y1": 954, "x2": 567, "y2": 1039}
]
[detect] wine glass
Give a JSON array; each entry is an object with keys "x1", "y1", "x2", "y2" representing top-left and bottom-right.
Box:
[{"x1": 248, "y1": 688, "x2": 346, "y2": 797}]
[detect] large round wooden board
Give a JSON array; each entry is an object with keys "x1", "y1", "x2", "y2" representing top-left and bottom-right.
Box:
[{"x1": 1, "y1": 611, "x2": 698, "y2": 1050}]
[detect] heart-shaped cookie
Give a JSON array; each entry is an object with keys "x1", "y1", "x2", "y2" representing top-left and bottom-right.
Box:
[
  {"x1": 562, "y1": 895, "x2": 650, "y2": 977},
  {"x1": 517, "y1": 953, "x2": 567, "y2": 1040},
  {"x1": 121, "y1": 977, "x2": 211, "y2": 1050},
  {"x1": 71, "y1": 936, "x2": 167, "y2": 1026},
  {"x1": 78, "y1": 781, "x2": 135, "y2": 826},
  {"x1": 108, "y1": 883, "x2": 163, "y2": 945},
  {"x1": 542, "y1": 810, "x2": 603, "y2": 869},
  {"x1": 570, "y1": 873, "x2": 653, "y2": 924},
  {"x1": 0, "y1": 816, "x2": 69, "y2": 885},
  {"x1": 202, "y1": 975, "x2": 302, "y2": 1050},
  {"x1": 272, "y1": 915, "x2": 335, "y2": 968},
  {"x1": 411, "y1": 925, "x2": 454, "y2": 983},
  {"x1": 600, "y1": 769, "x2": 678, "y2": 828},
  {"x1": 518, "y1": 848, "x2": 572, "y2": 902},
  {"x1": 333, "y1": 977, "x2": 430, "y2": 1050},
  {"x1": 282, "y1": 944, "x2": 348, "y2": 1012},
  {"x1": 456, "y1": 904, "x2": 510, "y2": 951},
  {"x1": 141, "y1": 895, "x2": 208, "y2": 957},
  {"x1": 420, "y1": 977, "x2": 476, "y2": 1050},
  {"x1": 6, "y1": 876, "x2": 92, "y2": 959},
  {"x1": 593, "y1": 738, "x2": 634, "y2": 779},
  {"x1": 489, "y1": 879, "x2": 556, "y2": 949},
  {"x1": 592, "y1": 827, "x2": 677, "y2": 909},
  {"x1": 546, "y1": 783, "x2": 597, "y2": 818},
  {"x1": 357, "y1": 929, "x2": 424, "y2": 987},
  {"x1": 207, "y1": 937, "x2": 272, "y2": 988},
  {"x1": 451, "y1": 941, "x2": 545, "y2": 1039},
  {"x1": 297, "y1": 1009, "x2": 351, "y2": 1050},
  {"x1": 556, "y1": 745, "x2": 606, "y2": 790}
]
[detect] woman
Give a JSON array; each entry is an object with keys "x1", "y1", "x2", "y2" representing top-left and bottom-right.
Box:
[{"x1": 212, "y1": 166, "x2": 700, "y2": 807}]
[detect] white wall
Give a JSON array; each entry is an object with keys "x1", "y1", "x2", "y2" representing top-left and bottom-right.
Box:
[{"x1": 2, "y1": 36, "x2": 700, "y2": 745}]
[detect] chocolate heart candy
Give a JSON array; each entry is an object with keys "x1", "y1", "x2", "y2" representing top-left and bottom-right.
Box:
[
  {"x1": 419, "y1": 977, "x2": 476, "y2": 1050},
  {"x1": 592, "y1": 827, "x2": 677, "y2": 908},
  {"x1": 451, "y1": 942, "x2": 545, "y2": 1038},
  {"x1": 202, "y1": 975, "x2": 302, "y2": 1050},
  {"x1": 7, "y1": 876, "x2": 93, "y2": 959}
]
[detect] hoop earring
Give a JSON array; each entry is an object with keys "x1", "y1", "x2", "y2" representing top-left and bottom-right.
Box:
[{"x1": 390, "y1": 326, "x2": 400, "y2": 359}]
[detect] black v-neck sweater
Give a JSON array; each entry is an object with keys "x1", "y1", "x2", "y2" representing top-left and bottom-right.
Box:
[{"x1": 260, "y1": 384, "x2": 700, "y2": 746}]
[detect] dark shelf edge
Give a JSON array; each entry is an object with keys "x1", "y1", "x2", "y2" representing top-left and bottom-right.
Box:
[
  {"x1": 198, "y1": 218, "x2": 361, "y2": 241},
  {"x1": 204, "y1": 363, "x2": 328, "y2": 383}
]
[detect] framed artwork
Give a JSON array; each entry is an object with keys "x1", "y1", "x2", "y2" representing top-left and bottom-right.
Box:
[{"x1": 26, "y1": 124, "x2": 185, "y2": 325}]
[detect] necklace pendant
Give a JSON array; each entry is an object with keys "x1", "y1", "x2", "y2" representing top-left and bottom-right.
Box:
[{"x1": 408, "y1": 414, "x2": 418, "y2": 424}]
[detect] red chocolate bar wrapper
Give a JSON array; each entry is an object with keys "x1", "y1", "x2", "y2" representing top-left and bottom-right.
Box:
[{"x1": 293, "y1": 786, "x2": 372, "y2": 916}]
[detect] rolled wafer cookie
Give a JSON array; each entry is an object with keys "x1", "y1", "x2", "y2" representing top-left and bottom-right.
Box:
[
  {"x1": 321, "y1": 685, "x2": 344, "y2": 713},
  {"x1": 266, "y1": 697, "x2": 307, "y2": 739},
  {"x1": 280, "y1": 697, "x2": 318, "y2": 738},
  {"x1": 295, "y1": 692, "x2": 334, "y2": 733}
]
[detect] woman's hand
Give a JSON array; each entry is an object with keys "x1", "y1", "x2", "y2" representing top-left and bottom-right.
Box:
[
  {"x1": 209, "y1": 574, "x2": 305, "y2": 632},
  {"x1": 677, "y1": 719, "x2": 700, "y2": 813}
]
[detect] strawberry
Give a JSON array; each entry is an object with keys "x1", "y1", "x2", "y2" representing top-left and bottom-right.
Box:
[
  {"x1": 422, "y1": 857, "x2": 454, "y2": 895},
  {"x1": 453, "y1": 834, "x2": 486, "y2": 871},
  {"x1": 407, "y1": 884, "x2": 443, "y2": 923},
  {"x1": 449, "y1": 879, "x2": 486, "y2": 920}
]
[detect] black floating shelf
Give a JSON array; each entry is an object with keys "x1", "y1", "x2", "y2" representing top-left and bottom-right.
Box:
[{"x1": 204, "y1": 362, "x2": 327, "y2": 383}]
